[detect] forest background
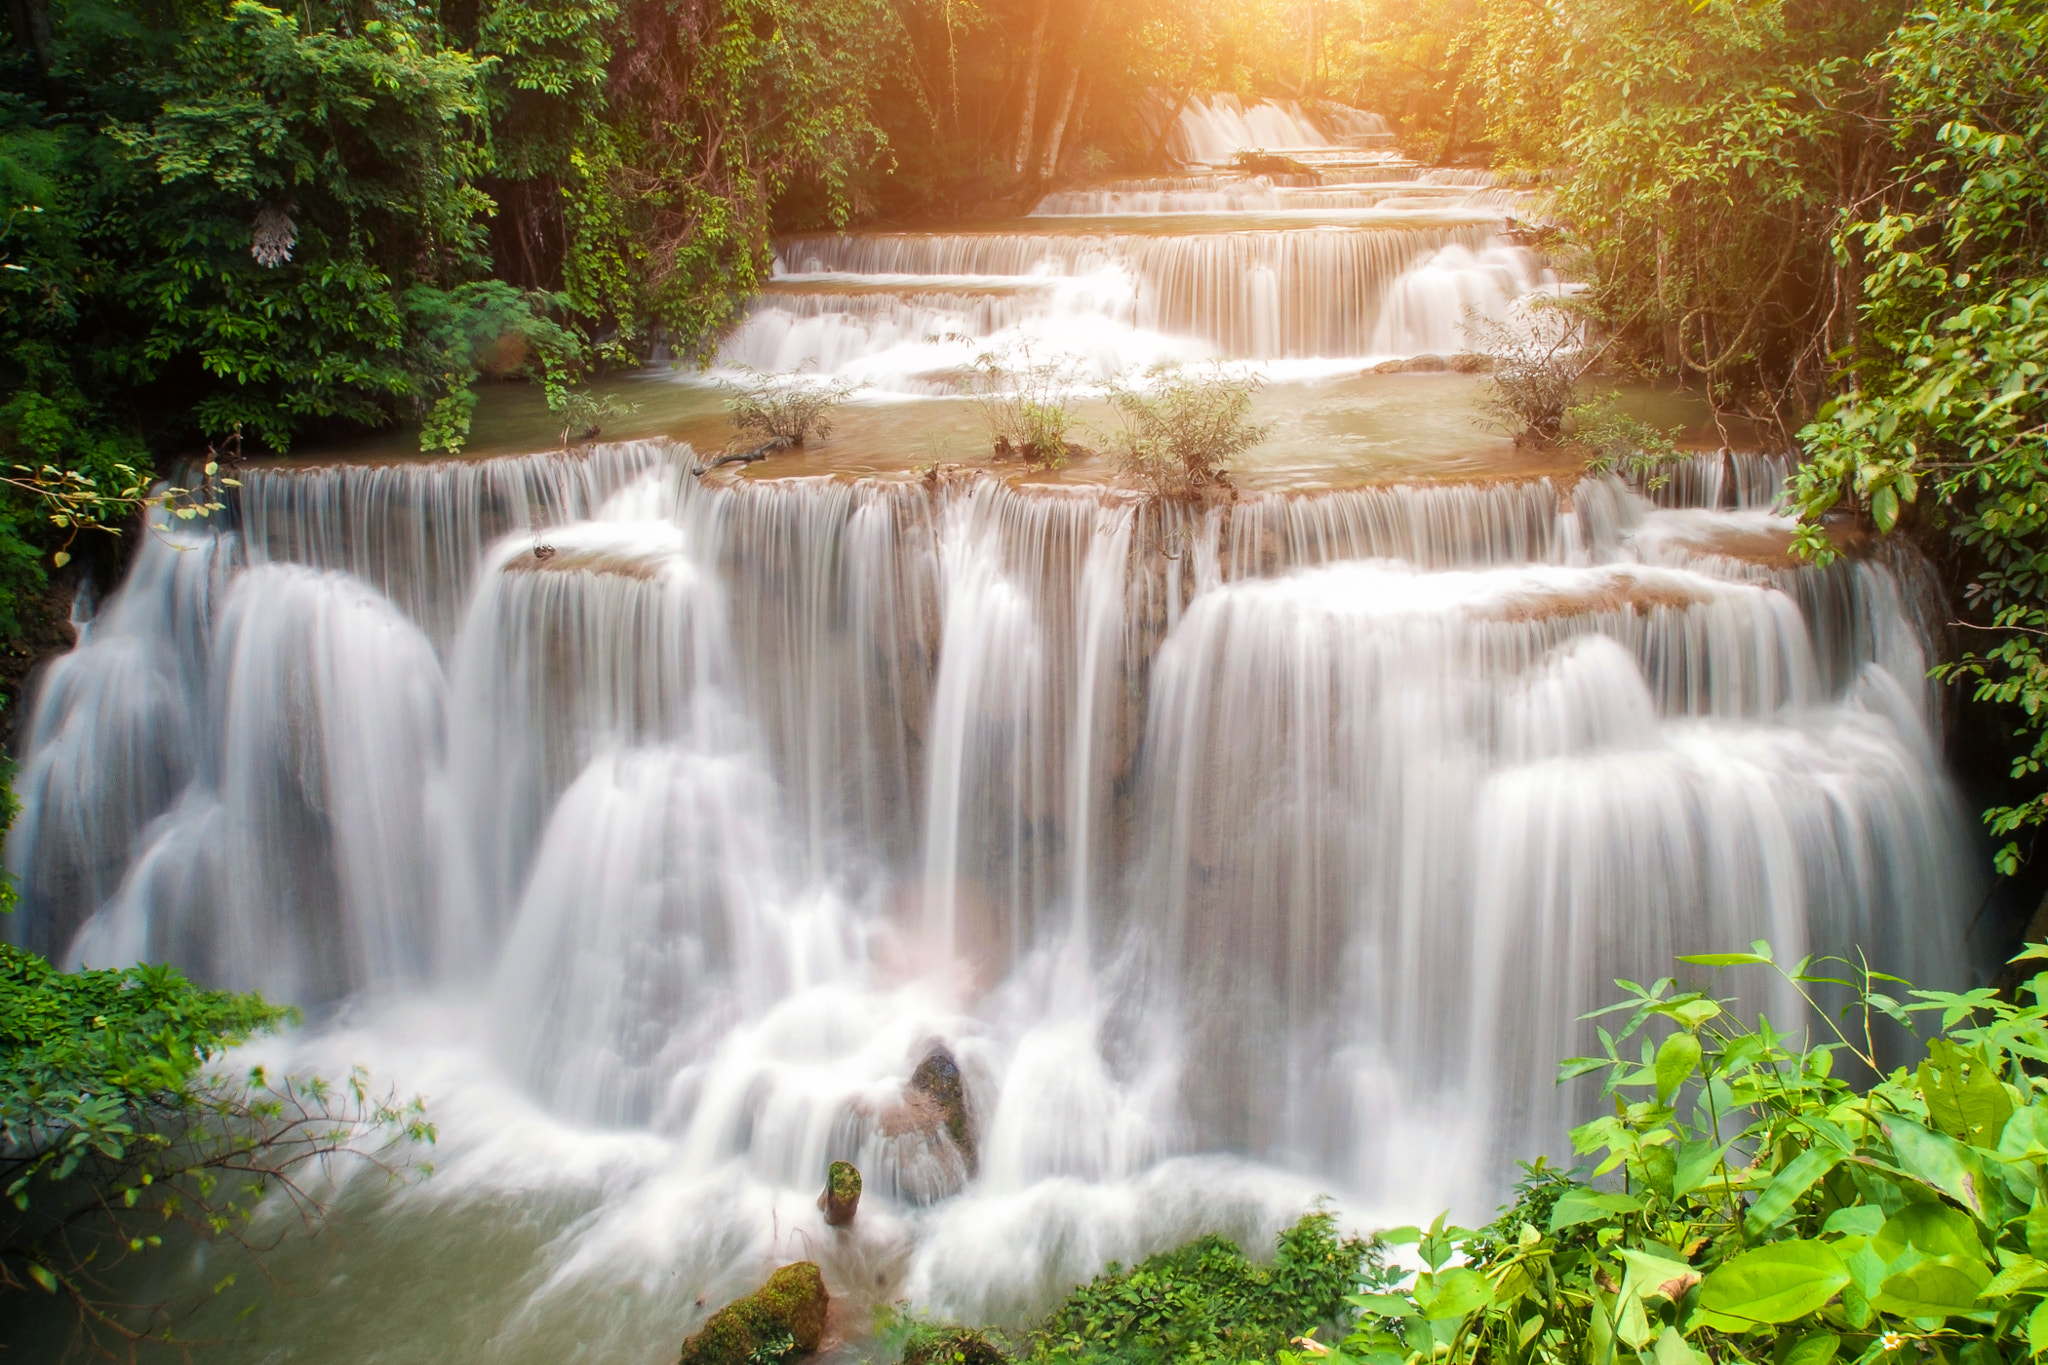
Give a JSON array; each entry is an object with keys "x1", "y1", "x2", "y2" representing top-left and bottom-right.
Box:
[{"x1": 0, "y1": 0, "x2": 2043, "y2": 879}]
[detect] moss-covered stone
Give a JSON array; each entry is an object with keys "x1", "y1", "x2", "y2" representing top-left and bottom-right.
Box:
[
  {"x1": 819, "y1": 1160, "x2": 862, "y2": 1226},
  {"x1": 901, "y1": 1326, "x2": 1008, "y2": 1365},
  {"x1": 908, "y1": 1047, "x2": 975, "y2": 1173},
  {"x1": 678, "y1": 1262, "x2": 830, "y2": 1365}
]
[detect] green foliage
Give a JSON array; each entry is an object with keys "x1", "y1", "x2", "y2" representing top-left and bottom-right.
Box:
[
  {"x1": 1292, "y1": 942, "x2": 2048, "y2": 1365},
  {"x1": 1032, "y1": 1211, "x2": 1390, "y2": 1365},
  {"x1": 1464, "y1": 0, "x2": 1906, "y2": 432},
  {"x1": 965, "y1": 345, "x2": 1087, "y2": 468},
  {"x1": 1785, "y1": 0, "x2": 2048, "y2": 875},
  {"x1": 719, "y1": 364, "x2": 859, "y2": 446},
  {"x1": 1104, "y1": 362, "x2": 1265, "y2": 497},
  {"x1": 828, "y1": 1159, "x2": 862, "y2": 1202},
  {"x1": 1568, "y1": 395, "x2": 1686, "y2": 492},
  {"x1": 901, "y1": 1325, "x2": 1010, "y2": 1365},
  {"x1": 549, "y1": 385, "x2": 638, "y2": 447},
  {"x1": 0, "y1": 944, "x2": 434, "y2": 1349}
]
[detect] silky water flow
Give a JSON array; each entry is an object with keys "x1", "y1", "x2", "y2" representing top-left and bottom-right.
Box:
[{"x1": 0, "y1": 112, "x2": 1990, "y2": 1364}]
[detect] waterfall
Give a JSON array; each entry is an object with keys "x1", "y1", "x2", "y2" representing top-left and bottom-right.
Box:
[{"x1": 0, "y1": 442, "x2": 1985, "y2": 1350}]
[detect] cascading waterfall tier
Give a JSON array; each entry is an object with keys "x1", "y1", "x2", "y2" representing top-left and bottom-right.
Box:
[
  {"x1": 716, "y1": 119, "x2": 1549, "y2": 393},
  {"x1": 3, "y1": 441, "x2": 1982, "y2": 1355}
]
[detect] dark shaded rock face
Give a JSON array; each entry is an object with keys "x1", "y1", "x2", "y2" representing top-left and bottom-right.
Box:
[
  {"x1": 908, "y1": 1047, "x2": 977, "y2": 1174},
  {"x1": 819, "y1": 1160, "x2": 862, "y2": 1227},
  {"x1": 903, "y1": 1327, "x2": 1009, "y2": 1365},
  {"x1": 678, "y1": 1262, "x2": 829, "y2": 1365}
]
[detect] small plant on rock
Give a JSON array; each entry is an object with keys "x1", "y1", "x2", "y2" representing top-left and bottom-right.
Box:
[
  {"x1": 1103, "y1": 362, "x2": 1266, "y2": 497},
  {"x1": 719, "y1": 363, "x2": 860, "y2": 447},
  {"x1": 549, "y1": 386, "x2": 640, "y2": 447},
  {"x1": 963, "y1": 344, "x2": 1090, "y2": 467}
]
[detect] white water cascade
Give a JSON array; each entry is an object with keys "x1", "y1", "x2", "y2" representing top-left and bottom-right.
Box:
[
  {"x1": 3, "y1": 429, "x2": 1984, "y2": 1359},
  {"x1": 717, "y1": 118, "x2": 1542, "y2": 392}
]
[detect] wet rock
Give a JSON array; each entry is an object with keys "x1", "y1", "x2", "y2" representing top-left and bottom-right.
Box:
[
  {"x1": 678, "y1": 1262, "x2": 829, "y2": 1365},
  {"x1": 819, "y1": 1160, "x2": 862, "y2": 1227},
  {"x1": 903, "y1": 1327, "x2": 1009, "y2": 1365},
  {"x1": 908, "y1": 1047, "x2": 977, "y2": 1174},
  {"x1": 1368, "y1": 354, "x2": 1448, "y2": 374},
  {"x1": 1449, "y1": 351, "x2": 1492, "y2": 373}
]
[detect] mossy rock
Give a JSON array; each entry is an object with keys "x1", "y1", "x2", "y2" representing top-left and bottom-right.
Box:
[
  {"x1": 679, "y1": 1262, "x2": 829, "y2": 1365},
  {"x1": 820, "y1": 1160, "x2": 862, "y2": 1226},
  {"x1": 909, "y1": 1047, "x2": 976, "y2": 1172},
  {"x1": 902, "y1": 1327, "x2": 1008, "y2": 1365}
]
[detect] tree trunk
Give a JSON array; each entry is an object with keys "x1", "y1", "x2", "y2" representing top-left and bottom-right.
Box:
[
  {"x1": 1301, "y1": 0, "x2": 1318, "y2": 99},
  {"x1": 1039, "y1": 70, "x2": 1087, "y2": 180},
  {"x1": 1144, "y1": 87, "x2": 1198, "y2": 168},
  {"x1": 1011, "y1": 0, "x2": 1052, "y2": 178},
  {"x1": 7, "y1": 0, "x2": 53, "y2": 72},
  {"x1": 1035, "y1": 0, "x2": 1098, "y2": 181}
]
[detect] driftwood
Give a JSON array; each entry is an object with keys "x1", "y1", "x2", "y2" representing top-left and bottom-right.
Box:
[{"x1": 693, "y1": 436, "x2": 790, "y2": 477}]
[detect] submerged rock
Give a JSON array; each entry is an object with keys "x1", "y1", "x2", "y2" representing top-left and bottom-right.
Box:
[
  {"x1": 678, "y1": 1262, "x2": 829, "y2": 1365},
  {"x1": 903, "y1": 1327, "x2": 1009, "y2": 1365},
  {"x1": 819, "y1": 1160, "x2": 862, "y2": 1227},
  {"x1": 908, "y1": 1047, "x2": 977, "y2": 1173}
]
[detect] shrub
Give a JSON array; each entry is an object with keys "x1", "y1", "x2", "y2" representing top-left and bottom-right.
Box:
[
  {"x1": 1464, "y1": 300, "x2": 1588, "y2": 445},
  {"x1": 550, "y1": 386, "x2": 641, "y2": 447},
  {"x1": 1567, "y1": 394, "x2": 1686, "y2": 490},
  {"x1": 1294, "y1": 941, "x2": 2048, "y2": 1365},
  {"x1": 1031, "y1": 1211, "x2": 1390, "y2": 1365},
  {"x1": 1103, "y1": 362, "x2": 1266, "y2": 497},
  {"x1": 0, "y1": 946, "x2": 433, "y2": 1350},
  {"x1": 718, "y1": 364, "x2": 860, "y2": 446},
  {"x1": 963, "y1": 345, "x2": 1090, "y2": 467}
]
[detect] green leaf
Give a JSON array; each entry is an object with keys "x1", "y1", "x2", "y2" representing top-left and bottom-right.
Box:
[
  {"x1": 1548, "y1": 1188, "x2": 1642, "y2": 1232},
  {"x1": 1677, "y1": 951, "x2": 1772, "y2": 966},
  {"x1": 1415, "y1": 1267, "x2": 1491, "y2": 1322},
  {"x1": 1655, "y1": 1031, "x2": 1701, "y2": 1103},
  {"x1": 1745, "y1": 1148, "x2": 1841, "y2": 1237},
  {"x1": 1979, "y1": 1256, "x2": 2048, "y2": 1299},
  {"x1": 1920, "y1": 1041, "x2": 2013, "y2": 1148},
  {"x1": 1873, "y1": 1203, "x2": 1985, "y2": 1264},
  {"x1": 1672, "y1": 1138, "x2": 1735, "y2": 1198},
  {"x1": 1619, "y1": 1248, "x2": 1700, "y2": 1302},
  {"x1": 1783, "y1": 1331, "x2": 1840, "y2": 1365},
  {"x1": 1694, "y1": 1241, "x2": 1850, "y2": 1328},
  {"x1": 1883, "y1": 1117, "x2": 1996, "y2": 1218},
  {"x1": 27, "y1": 1261, "x2": 57, "y2": 1293},
  {"x1": 1872, "y1": 1256, "x2": 1991, "y2": 1318}
]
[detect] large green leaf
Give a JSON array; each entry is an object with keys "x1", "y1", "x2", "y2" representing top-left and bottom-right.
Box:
[
  {"x1": 1415, "y1": 1267, "x2": 1491, "y2": 1322},
  {"x1": 1655, "y1": 1031, "x2": 1701, "y2": 1103},
  {"x1": 1694, "y1": 1241, "x2": 1850, "y2": 1329},
  {"x1": 1871, "y1": 1256, "x2": 1991, "y2": 1318},
  {"x1": 1547, "y1": 1189, "x2": 1641, "y2": 1232},
  {"x1": 1883, "y1": 1117, "x2": 1998, "y2": 1219},
  {"x1": 1872, "y1": 1203, "x2": 1986, "y2": 1264},
  {"x1": 1920, "y1": 1041, "x2": 2013, "y2": 1148}
]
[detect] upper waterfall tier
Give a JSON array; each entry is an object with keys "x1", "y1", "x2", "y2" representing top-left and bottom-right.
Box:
[{"x1": 726, "y1": 192, "x2": 1546, "y2": 385}]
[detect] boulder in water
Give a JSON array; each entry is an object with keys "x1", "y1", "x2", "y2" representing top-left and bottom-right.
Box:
[
  {"x1": 818, "y1": 1160, "x2": 862, "y2": 1226},
  {"x1": 908, "y1": 1046, "x2": 977, "y2": 1173},
  {"x1": 678, "y1": 1262, "x2": 829, "y2": 1365}
]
